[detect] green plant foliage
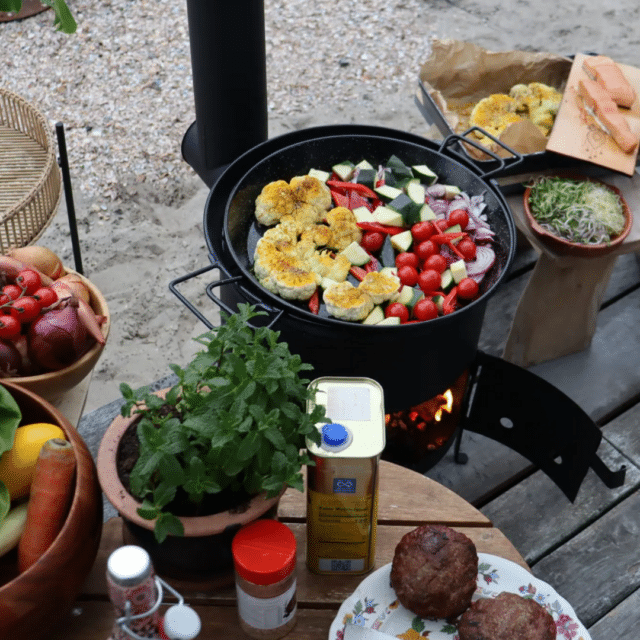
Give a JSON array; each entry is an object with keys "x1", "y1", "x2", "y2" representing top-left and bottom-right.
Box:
[
  {"x1": 120, "y1": 304, "x2": 326, "y2": 543},
  {"x1": 0, "y1": 0, "x2": 77, "y2": 34}
]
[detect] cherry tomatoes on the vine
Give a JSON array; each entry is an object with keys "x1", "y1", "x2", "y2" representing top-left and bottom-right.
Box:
[
  {"x1": 9, "y1": 297, "x2": 42, "y2": 323},
  {"x1": 2, "y1": 284, "x2": 22, "y2": 301},
  {"x1": 15, "y1": 269, "x2": 42, "y2": 295},
  {"x1": 457, "y1": 277, "x2": 480, "y2": 300},
  {"x1": 0, "y1": 315, "x2": 21, "y2": 340},
  {"x1": 448, "y1": 209, "x2": 469, "y2": 229},
  {"x1": 385, "y1": 302, "x2": 409, "y2": 323}
]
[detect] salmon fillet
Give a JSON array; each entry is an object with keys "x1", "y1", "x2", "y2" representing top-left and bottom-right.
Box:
[{"x1": 583, "y1": 55, "x2": 636, "y2": 108}]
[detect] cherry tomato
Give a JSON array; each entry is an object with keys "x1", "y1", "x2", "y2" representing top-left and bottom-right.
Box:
[
  {"x1": 385, "y1": 302, "x2": 410, "y2": 323},
  {"x1": 448, "y1": 209, "x2": 469, "y2": 229},
  {"x1": 0, "y1": 293, "x2": 10, "y2": 308},
  {"x1": 411, "y1": 221, "x2": 435, "y2": 243},
  {"x1": 395, "y1": 252, "x2": 419, "y2": 270},
  {"x1": 9, "y1": 297, "x2": 42, "y2": 323},
  {"x1": 397, "y1": 265, "x2": 419, "y2": 287},
  {"x1": 361, "y1": 231, "x2": 385, "y2": 253},
  {"x1": 15, "y1": 269, "x2": 42, "y2": 295},
  {"x1": 422, "y1": 254, "x2": 448, "y2": 273},
  {"x1": 458, "y1": 238, "x2": 477, "y2": 260},
  {"x1": 0, "y1": 315, "x2": 21, "y2": 340},
  {"x1": 33, "y1": 287, "x2": 58, "y2": 308},
  {"x1": 413, "y1": 298, "x2": 439, "y2": 321},
  {"x1": 417, "y1": 269, "x2": 441, "y2": 293},
  {"x1": 414, "y1": 240, "x2": 438, "y2": 262},
  {"x1": 457, "y1": 277, "x2": 480, "y2": 300},
  {"x1": 2, "y1": 284, "x2": 22, "y2": 301}
]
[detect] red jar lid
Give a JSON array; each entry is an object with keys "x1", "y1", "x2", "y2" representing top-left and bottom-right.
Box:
[{"x1": 232, "y1": 519, "x2": 297, "y2": 586}]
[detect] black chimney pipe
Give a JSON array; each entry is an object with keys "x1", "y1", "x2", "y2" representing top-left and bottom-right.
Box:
[{"x1": 182, "y1": 0, "x2": 269, "y2": 187}]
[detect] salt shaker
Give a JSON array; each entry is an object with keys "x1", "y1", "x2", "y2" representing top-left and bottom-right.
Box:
[
  {"x1": 107, "y1": 545, "x2": 160, "y2": 640},
  {"x1": 232, "y1": 519, "x2": 298, "y2": 639},
  {"x1": 160, "y1": 604, "x2": 202, "y2": 640}
]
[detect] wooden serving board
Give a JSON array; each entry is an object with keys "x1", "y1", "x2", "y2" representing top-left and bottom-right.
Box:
[{"x1": 546, "y1": 53, "x2": 640, "y2": 175}]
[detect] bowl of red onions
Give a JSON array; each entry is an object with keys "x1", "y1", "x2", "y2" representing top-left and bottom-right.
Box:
[{"x1": 0, "y1": 246, "x2": 110, "y2": 402}]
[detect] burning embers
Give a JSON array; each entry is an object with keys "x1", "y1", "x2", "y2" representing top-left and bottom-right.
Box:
[{"x1": 383, "y1": 371, "x2": 468, "y2": 471}]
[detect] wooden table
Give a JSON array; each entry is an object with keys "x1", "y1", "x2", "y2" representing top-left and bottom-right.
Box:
[{"x1": 50, "y1": 460, "x2": 527, "y2": 640}]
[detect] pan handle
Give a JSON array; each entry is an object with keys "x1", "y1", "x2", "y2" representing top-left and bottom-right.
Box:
[
  {"x1": 168, "y1": 254, "x2": 284, "y2": 331},
  {"x1": 439, "y1": 128, "x2": 524, "y2": 180}
]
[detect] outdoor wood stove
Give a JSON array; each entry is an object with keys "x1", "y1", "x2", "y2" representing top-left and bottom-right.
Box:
[{"x1": 177, "y1": 1, "x2": 626, "y2": 500}]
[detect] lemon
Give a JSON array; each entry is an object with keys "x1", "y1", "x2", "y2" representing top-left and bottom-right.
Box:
[{"x1": 0, "y1": 423, "x2": 65, "y2": 500}]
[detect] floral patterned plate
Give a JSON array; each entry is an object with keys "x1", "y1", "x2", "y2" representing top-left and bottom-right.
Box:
[{"x1": 329, "y1": 553, "x2": 590, "y2": 640}]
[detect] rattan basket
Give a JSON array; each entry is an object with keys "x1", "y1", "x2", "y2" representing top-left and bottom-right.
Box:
[{"x1": 0, "y1": 88, "x2": 61, "y2": 254}]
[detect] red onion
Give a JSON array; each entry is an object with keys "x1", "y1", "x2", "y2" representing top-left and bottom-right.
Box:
[
  {"x1": 0, "y1": 339, "x2": 22, "y2": 377},
  {"x1": 465, "y1": 245, "x2": 496, "y2": 284},
  {"x1": 27, "y1": 300, "x2": 89, "y2": 371}
]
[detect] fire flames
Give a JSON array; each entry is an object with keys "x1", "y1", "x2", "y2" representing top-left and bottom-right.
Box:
[{"x1": 386, "y1": 389, "x2": 454, "y2": 432}]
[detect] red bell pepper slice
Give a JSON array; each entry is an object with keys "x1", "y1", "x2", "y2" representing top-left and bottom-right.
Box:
[
  {"x1": 330, "y1": 189, "x2": 350, "y2": 209},
  {"x1": 349, "y1": 266, "x2": 367, "y2": 281},
  {"x1": 443, "y1": 286, "x2": 458, "y2": 315},
  {"x1": 365, "y1": 254, "x2": 380, "y2": 273},
  {"x1": 327, "y1": 180, "x2": 377, "y2": 200},
  {"x1": 308, "y1": 289, "x2": 320, "y2": 314},
  {"x1": 356, "y1": 221, "x2": 404, "y2": 236},
  {"x1": 430, "y1": 232, "x2": 465, "y2": 244},
  {"x1": 349, "y1": 190, "x2": 374, "y2": 212}
]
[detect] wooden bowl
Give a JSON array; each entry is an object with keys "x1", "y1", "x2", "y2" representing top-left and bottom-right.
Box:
[
  {"x1": 0, "y1": 380, "x2": 103, "y2": 640},
  {"x1": 8, "y1": 270, "x2": 111, "y2": 402},
  {"x1": 523, "y1": 174, "x2": 633, "y2": 258}
]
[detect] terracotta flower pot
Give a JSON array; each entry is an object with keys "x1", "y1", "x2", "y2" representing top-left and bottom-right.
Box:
[
  {"x1": 96, "y1": 390, "x2": 287, "y2": 580},
  {"x1": 0, "y1": 380, "x2": 103, "y2": 640}
]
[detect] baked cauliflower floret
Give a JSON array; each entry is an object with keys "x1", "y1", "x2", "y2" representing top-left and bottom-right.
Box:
[
  {"x1": 325, "y1": 206, "x2": 363, "y2": 251},
  {"x1": 323, "y1": 281, "x2": 374, "y2": 322},
  {"x1": 358, "y1": 271, "x2": 401, "y2": 305},
  {"x1": 301, "y1": 223, "x2": 332, "y2": 247},
  {"x1": 290, "y1": 175, "x2": 333, "y2": 211},
  {"x1": 255, "y1": 180, "x2": 297, "y2": 226},
  {"x1": 306, "y1": 251, "x2": 351, "y2": 282},
  {"x1": 469, "y1": 94, "x2": 523, "y2": 146}
]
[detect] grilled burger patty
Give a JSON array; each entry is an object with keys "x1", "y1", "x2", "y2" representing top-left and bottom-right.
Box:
[{"x1": 390, "y1": 524, "x2": 478, "y2": 619}]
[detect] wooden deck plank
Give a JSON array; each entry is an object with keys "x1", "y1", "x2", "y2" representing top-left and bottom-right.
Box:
[
  {"x1": 587, "y1": 585, "x2": 640, "y2": 640},
  {"x1": 480, "y1": 438, "x2": 640, "y2": 564},
  {"x1": 530, "y1": 488, "x2": 640, "y2": 628},
  {"x1": 601, "y1": 398, "x2": 640, "y2": 469}
]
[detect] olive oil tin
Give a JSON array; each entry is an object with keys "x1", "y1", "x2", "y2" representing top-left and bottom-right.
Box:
[{"x1": 305, "y1": 377, "x2": 385, "y2": 575}]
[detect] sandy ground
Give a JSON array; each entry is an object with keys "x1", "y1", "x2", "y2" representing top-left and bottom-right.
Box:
[{"x1": 6, "y1": 0, "x2": 638, "y2": 414}]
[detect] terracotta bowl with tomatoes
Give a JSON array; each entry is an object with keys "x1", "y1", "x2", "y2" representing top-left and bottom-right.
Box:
[
  {"x1": 0, "y1": 380, "x2": 103, "y2": 640},
  {"x1": 1, "y1": 269, "x2": 111, "y2": 403}
]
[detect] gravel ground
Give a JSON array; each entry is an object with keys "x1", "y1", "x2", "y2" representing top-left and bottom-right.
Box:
[{"x1": 1, "y1": 0, "x2": 637, "y2": 413}]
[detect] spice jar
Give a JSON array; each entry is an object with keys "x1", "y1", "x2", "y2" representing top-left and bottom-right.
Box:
[
  {"x1": 232, "y1": 519, "x2": 298, "y2": 639},
  {"x1": 106, "y1": 545, "x2": 160, "y2": 640}
]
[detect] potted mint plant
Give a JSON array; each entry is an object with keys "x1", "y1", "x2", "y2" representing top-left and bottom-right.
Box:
[
  {"x1": 0, "y1": 0, "x2": 76, "y2": 32},
  {"x1": 97, "y1": 304, "x2": 325, "y2": 578}
]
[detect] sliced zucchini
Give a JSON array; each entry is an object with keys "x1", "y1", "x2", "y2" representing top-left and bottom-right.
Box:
[
  {"x1": 392, "y1": 285, "x2": 415, "y2": 305},
  {"x1": 363, "y1": 305, "x2": 385, "y2": 325},
  {"x1": 321, "y1": 277, "x2": 339, "y2": 290},
  {"x1": 380, "y1": 266, "x2": 398, "y2": 278},
  {"x1": 444, "y1": 223, "x2": 463, "y2": 244},
  {"x1": 356, "y1": 159, "x2": 375, "y2": 171},
  {"x1": 440, "y1": 269, "x2": 454, "y2": 292},
  {"x1": 377, "y1": 315, "x2": 402, "y2": 326},
  {"x1": 443, "y1": 185, "x2": 462, "y2": 199},
  {"x1": 433, "y1": 294, "x2": 445, "y2": 313},
  {"x1": 340, "y1": 241, "x2": 371, "y2": 266},
  {"x1": 308, "y1": 168, "x2": 330, "y2": 183},
  {"x1": 412, "y1": 164, "x2": 438, "y2": 185},
  {"x1": 387, "y1": 155, "x2": 413, "y2": 177},
  {"x1": 450, "y1": 259, "x2": 467, "y2": 284},
  {"x1": 352, "y1": 206, "x2": 376, "y2": 223},
  {"x1": 374, "y1": 184, "x2": 403, "y2": 202},
  {"x1": 387, "y1": 193, "x2": 420, "y2": 222},
  {"x1": 406, "y1": 181, "x2": 426, "y2": 206},
  {"x1": 332, "y1": 161, "x2": 355, "y2": 181},
  {"x1": 373, "y1": 205, "x2": 404, "y2": 227},
  {"x1": 354, "y1": 168, "x2": 376, "y2": 188},
  {"x1": 419, "y1": 203, "x2": 437, "y2": 221},
  {"x1": 390, "y1": 229, "x2": 413, "y2": 253}
]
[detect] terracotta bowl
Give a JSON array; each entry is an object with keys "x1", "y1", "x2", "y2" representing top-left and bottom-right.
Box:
[
  {"x1": 97, "y1": 388, "x2": 286, "y2": 579},
  {"x1": 8, "y1": 269, "x2": 111, "y2": 402},
  {"x1": 0, "y1": 380, "x2": 103, "y2": 640},
  {"x1": 523, "y1": 174, "x2": 633, "y2": 258}
]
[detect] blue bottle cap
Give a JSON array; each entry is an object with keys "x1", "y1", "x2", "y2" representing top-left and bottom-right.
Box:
[{"x1": 322, "y1": 423, "x2": 349, "y2": 448}]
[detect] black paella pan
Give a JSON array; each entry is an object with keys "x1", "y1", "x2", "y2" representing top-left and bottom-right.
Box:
[{"x1": 202, "y1": 125, "x2": 521, "y2": 411}]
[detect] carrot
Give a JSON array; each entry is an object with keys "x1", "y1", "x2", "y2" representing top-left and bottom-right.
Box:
[{"x1": 17, "y1": 438, "x2": 76, "y2": 573}]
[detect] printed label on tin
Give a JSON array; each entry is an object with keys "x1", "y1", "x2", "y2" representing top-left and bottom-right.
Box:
[
  {"x1": 307, "y1": 489, "x2": 372, "y2": 545},
  {"x1": 333, "y1": 477, "x2": 356, "y2": 493},
  {"x1": 236, "y1": 579, "x2": 297, "y2": 630}
]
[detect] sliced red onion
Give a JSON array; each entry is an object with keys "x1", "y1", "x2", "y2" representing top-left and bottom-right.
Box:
[
  {"x1": 465, "y1": 245, "x2": 496, "y2": 282},
  {"x1": 375, "y1": 166, "x2": 386, "y2": 184},
  {"x1": 428, "y1": 198, "x2": 449, "y2": 216},
  {"x1": 426, "y1": 184, "x2": 447, "y2": 199},
  {"x1": 447, "y1": 193, "x2": 471, "y2": 213},
  {"x1": 472, "y1": 226, "x2": 496, "y2": 241}
]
